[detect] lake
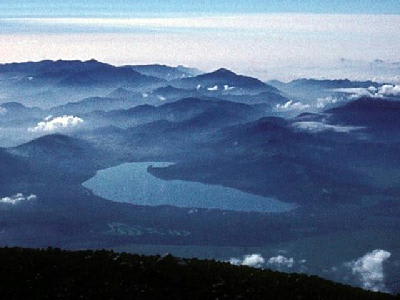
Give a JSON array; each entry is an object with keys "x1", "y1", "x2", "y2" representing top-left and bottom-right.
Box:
[{"x1": 82, "y1": 162, "x2": 296, "y2": 213}]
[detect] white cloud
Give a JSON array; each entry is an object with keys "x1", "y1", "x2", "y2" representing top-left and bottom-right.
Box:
[
  {"x1": 0, "y1": 193, "x2": 37, "y2": 205},
  {"x1": 316, "y1": 96, "x2": 349, "y2": 109},
  {"x1": 378, "y1": 84, "x2": 400, "y2": 97},
  {"x1": 299, "y1": 259, "x2": 307, "y2": 264},
  {"x1": 224, "y1": 85, "x2": 235, "y2": 91},
  {"x1": 334, "y1": 84, "x2": 400, "y2": 99},
  {"x1": 292, "y1": 121, "x2": 363, "y2": 133},
  {"x1": 28, "y1": 115, "x2": 84, "y2": 132},
  {"x1": 229, "y1": 254, "x2": 309, "y2": 271},
  {"x1": 229, "y1": 258, "x2": 242, "y2": 265},
  {"x1": 333, "y1": 87, "x2": 376, "y2": 98},
  {"x1": 207, "y1": 85, "x2": 219, "y2": 91},
  {"x1": 346, "y1": 249, "x2": 391, "y2": 292},
  {"x1": 267, "y1": 255, "x2": 295, "y2": 268},
  {"x1": 242, "y1": 254, "x2": 265, "y2": 267},
  {"x1": 275, "y1": 100, "x2": 310, "y2": 112},
  {"x1": 157, "y1": 95, "x2": 166, "y2": 101},
  {"x1": 276, "y1": 96, "x2": 347, "y2": 112},
  {"x1": 187, "y1": 208, "x2": 198, "y2": 214},
  {"x1": 229, "y1": 254, "x2": 265, "y2": 268}
]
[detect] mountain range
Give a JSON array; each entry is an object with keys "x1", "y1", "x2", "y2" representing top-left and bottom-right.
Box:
[{"x1": 0, "y1": 59, "x2": 399, "y2": 294}]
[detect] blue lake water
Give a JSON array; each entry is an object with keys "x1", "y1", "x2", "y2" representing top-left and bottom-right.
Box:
[{"x1": 82, "y1": 162, "x2": 295, "y2": 213}]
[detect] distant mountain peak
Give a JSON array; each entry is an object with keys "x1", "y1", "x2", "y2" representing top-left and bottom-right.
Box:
[
  {"x1": 0, "y1": 102, "x2": 27, "y2": 109},
  {"x1": 195, "y1": 68, "x2": 244, "y2": 81},
  {"x1": 108, "y1": 87, "x2": 134, "y2": 98},
  {"x1": 212, "y1": 68, "x2": 236, "y2": 75},
  {"x1": 127, "y1": 64, "x2": 201, "y2": 80},
  {"x1": 168, "y1": 67, "x2": 281, "y2": 93},
  {"x1": 22, "y1": 133, "x2": 76, "y2": 146},
  {"x1": 12, "y1": 134, "x2": 89, "y2": 156}
]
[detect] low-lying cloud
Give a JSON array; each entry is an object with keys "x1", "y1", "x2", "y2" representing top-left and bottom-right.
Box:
[
  {"x1": 346, "y1": 249, "x2": 391, "y2": 292},
  {"x1": 292, "y1": 121, "x2": 363, "y2": 133},
  {"x1": 334, "y1": 87, "x2": 376, "y2": 98},
  {"x1": 0, "y1": 193, "x2": 37, "y2": 205},
  {"x1": 229, "y1": 254, "x2": 265, "y2": 268},
  {"x1": 224, "y1": 85, "x2": 235, "y2": 91},
  {"x1": 207, "y1": 85, "x2": 219, "y2": 91},
  {"x1": 379, "y1": 84, "x2": 400, "y2": 97},
  {"x1": 267, "y1": 255, "x2": 295, "y2": 268},
  {"x1": 276, "y1": 97, "x2": 350, "y2": 113},
  {"x1": 229, "y1": 253, "x2": 306, "y2": 270},
  {"x1": 275, "y1": 100, "x2": 310, "y2": 112},
  {"x1": 28, "y1": 115, "x2": 84, "y2": 132},
  {"x1": 316, "y1": 96, "x2": 347, "y2": 109},
  {"x1": 335, "y1": 84, "x2": 400, "y2": 99}
]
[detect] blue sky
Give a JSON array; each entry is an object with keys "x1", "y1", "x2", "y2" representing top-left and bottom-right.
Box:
[{"x1": 1, "y1": 0, "x2": 400, "y2": 17}]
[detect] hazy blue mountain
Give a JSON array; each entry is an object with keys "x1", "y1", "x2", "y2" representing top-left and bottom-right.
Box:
[
  {"x1": 2, "y1": 59, "x2": 400, "y2": 294},
  {"x1": 216, "y1": 90, "x2": 288, "y2": 105},
  {"x1": 144, "y1": 84, "x2": 287, "y2": 106},
  {"x1": 78, "y1": 98, "x2": 267, "y2": 162},
  {"x1": 0, "y1": 59, "x2": 109, "y2": 74},
  {"x1": 176, "y1": 65, "x2": 203, "y2": 76},
  {"x1": 0, "y1": 61, "x2": 285, "y2": 109},
  {"x1": 161, "y1": 68, "x2": 287, "y2": 106},
  {"x1": 119, "y1": 85, "x2": 202, "y2": 105},
  {"x1": 2, "y1": 110, "x2": 400, "y2": 294},
  {"x1": 0, "y1": 60, "x2": 166, "y2": 108},
  {"x1": 128, "y1": 64, "x2": 202, "y2": 80},
  {"x1": 11, "y1": 134, "x2": 89, "y2": 159},
  {"x1": 93, "y1": 97, "x2": 265, "y2": 128},
  {"x1": 324, "y1": 97, "x2": 400, "y2": 140},
  {"x1": 148, "y1": 114, "x2": 389, "y2": 209},
  {"x1": 152, "y1": 85, "x2": 199, "y2": 99},
  {"x1": 293, "y1": 112, "x2": 327, "y2": 122},
  {"x1": 5, "y1": 60, "x2": 116, "y2": 88},
  {"x1": 7, "y1": 134, "x2": 106, "y2": 185},
  {"x1": 107, "y1": 87, "x2": 139, "y2": 99},
  {"x1": 268, "y1": 78, "x2": 383, "y2": 102},
  {"x1": 171, "y1": 68, "x2": 278, "y2": 93},
  {"x1": 0, "y1": 102, "x2": 43, "y2": 121},
  {"x1": 0, "y1": 148, "x2": 29, "y2": 191},
  {"x1": 326, "y1": 97, "x2": 400, "y2": 125},
  {"x1": 1, "y1": 59, "x2": 164, "y2": 88},
  {"x1": 283, "y1": 78, "x2": 381, "y2": 89},
  {"x1": 49, "y1": 96, "x2": 139, "y2": 115},
  {"x1": 58, "y1": 65, "x2": 163, "y2": 88}
]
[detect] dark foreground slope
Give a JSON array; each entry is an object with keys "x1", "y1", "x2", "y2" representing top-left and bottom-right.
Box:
[{"x1": 0, "y1": 248, "x2": 397, "y2": 300}]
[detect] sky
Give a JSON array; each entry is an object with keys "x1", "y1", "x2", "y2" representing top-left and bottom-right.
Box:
[
  {"x1": 2, "y1": 0, "x2": 400, "y2": 17},
  {"x1": 1, "y1": 1, "x2": 400, "y2": 81}
]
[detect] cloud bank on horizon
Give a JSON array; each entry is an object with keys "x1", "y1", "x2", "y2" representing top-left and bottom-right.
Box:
[
  {"x1": 0, "y1": 1, "x2": 400, "y2": 81},
  {"x1": 1, "y1": 0, "x2": 400, "y2": 17}
]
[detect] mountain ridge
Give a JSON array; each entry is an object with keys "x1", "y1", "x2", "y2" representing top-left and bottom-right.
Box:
[{"x1": 0, "y1": 247, "x2": 395, "y2": 300}]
